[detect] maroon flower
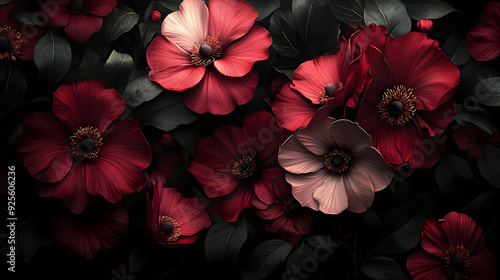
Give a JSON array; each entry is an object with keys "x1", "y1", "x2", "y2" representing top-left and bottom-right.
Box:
[
  {"x1": 407, "y1": 212, "x2": 496, "y2": 280},
  {"x1": 256, "y1": 176, "x2": 313, "y2": 245},
  {"x1": 17, "y1": 80, "x2": 152, "y2": 214},
  {"x1": 417, "y1": 19, "x2": 433, "y2": 33},
  {"x1": 466, "y1": 2, "x2": 500, "y2": 61},
  {"x1": 146, "y1": 184, "x2": 211, "y2": 248},
  {"x1": 452, "y1": 124, "x2": 500, "y2": 159},
  {"x1": 0, "y1": 3, "x2": 45, "y2": 61},
  {"x1": 355, "y1": 31, "x2": 460, "y2": 169},
  {"x1": 142, "y1": 134, "x2": 181, "y2": 191},
  {"x1": 53, "y1": 203, "x2": 129, "y2": 259},
  {"x1": 188, "y1": 111, "x2": 291, "y2": 222},
  {"x1": 40, "y1": 0, "x2": 117, "y2": 43}
]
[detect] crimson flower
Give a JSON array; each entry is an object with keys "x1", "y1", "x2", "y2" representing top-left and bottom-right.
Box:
[
  {"x1": 278, "y1": 118, "x2": 393, "y2": 215},
  {"x1": 17, "y1": 80, "x2": 152, "y2": 214},
  {"x1": 141, "y1": 134, "x2": 181, "y2": 191},
  {"x1": 452, "y1": 124, "x2": 500, "y2": 159},
  {"x1": 147, "y1": 0, "x2": 271, "y2": 115},
  {"x1": 53, "y1": 203, "x2": 129, "y2": 259},
  {"x1": 407, "y1": 211, "x2": 496, "y2": 280},
  {"x1": 355, "y1": 30, "x2": 460, "y2": 169},
  {"x1": 146, "y1": 184, "x2": 211, "y2": 248},
  {"x1": 255, "y1": 176, "x2": 313, "y2": 245},
  {"x1": 466, "y1": 2, "x2": 500, "y2": 61},
  {"x1": 188, "y1": 111, "x2": 291, "y2": 222},
  {"x1": 40, "y1": 0, "x2": 116, "y2": 43}
]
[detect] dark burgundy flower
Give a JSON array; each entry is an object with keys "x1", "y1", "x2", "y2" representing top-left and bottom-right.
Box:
[
  {"x1": 407, "y1": 212, "x2": 496, "y2": 280},
  {"x1": 53, "y1": 203, "x2": 129, "y2": 259},
  {"x1": 142, "y1": 134, "x2": 181, "y2": 191},
  {"x1": 146, "y1": 183, "x2": 211, "y2": 248},
  {"x1": 0, "y1": 3, "x2": 45, "y2": 61},
  {"x1": 355, "y1": 31, "x2": 460, "y2": 169},
  {"x1": 256, "y1": 176, "x2": 313, "y2": 245},
  {"x1": 17, "y1": 80, "x2": 152, "y2": 214},
  {"x1": 188, "y1": 111, "x2": 291, "y2": 222},
  {"x1": 466, "y1": 2, "x2": 500, "y2": 61},
  {"x1": 40, "y1": 0, "x2": 116, "y2": 43},
  {"x1": 417, "y1": 19, "x2": 433, "y2": 33},
  {"x1": 452, "y1": 124, "x2": 500, "y2": 159}
]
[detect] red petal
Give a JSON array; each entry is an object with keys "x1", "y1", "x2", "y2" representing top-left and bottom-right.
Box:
[
  {"x1": 64, "y1": 14, "x2": 103, "y2": 43},
  {"x1": 466, "y1": 2, "x2": 500, "y2": 61},
  {"x1": 469, "y1": 247, "x2": 497, "y2": 280},
  {"x1": 257, "y1": 205, "x2": 285, "y2": 220},
  {"x1": 206, "y1": 184, "x2": 253, "y2": 222},
  {"x1": 415, "y1": 97, "x2": 456, "y2": 137},
  {"x1": 272, "y1": 84, "x2": 320, "y2": 131},
  {"x1": 407, "y1": 249, "x2": 448, "y2": 280},
  {"x1": 40, "y1": 1, "x2": 70, "y2": 27},
  {"x1": 19, "y1": 26, "x2": 46, "y2": 61},
  {"x1": 53, "y1": 212, "x2": 99, "y2": 259},
  {"x1": 84, "y1": 0, "x2": 117, "y2": 17},
  {"x1": 189, "y1": 161, "x2": 239, "y2": 198}
]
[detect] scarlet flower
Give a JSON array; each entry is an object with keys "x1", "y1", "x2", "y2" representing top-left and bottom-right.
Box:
[
  {"x1": 0, "y1": 3, "x2": 45, "y2": 61},
  {"x1": 355, "y1": 31, "x2": 460, "y2": 169},
  {"x1": 407, "y1": 212, "x2": 496, "y2": 280},
  {"x1": 188, "y1": 111, "x2": 291, "y2": 222},
  {"x1": 40, "y1": 0, "x2": 117, "y2": 43},
  {"x1": 278, "y1": 118, "x2": 393, "y2": 215},
  {"x1": 147, "y1": 0, "x2": 271, "y2": 115},
  {"x1": 17, "y1": 80, "x2": 152, "y2": 214},
  {"x1": 466, "y1": 2, "x2": 500, "y2": 61},
  {"x1": 255, "y1": 176, "x2": 313, "y2": 245},
  {"x1": 146, "y1": 184, "x2": 211, "y2": 248},
  {"x1": 53, "y1": 203, "x2": 129, "y2": 259},
  {"x1": 452, "y1": 124, "x2": 500, "y2": 159}
]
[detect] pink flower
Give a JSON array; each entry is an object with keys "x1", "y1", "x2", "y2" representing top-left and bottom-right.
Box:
[
  {"x1": 278, "y1": 118, "x2": 393, "y2": 215},
  {"x1": 147, "y1": 0, "x2": 272, "y2": 115},
  {"x1": 466, "y1": 2, "x2": 500, "y2": 61}
]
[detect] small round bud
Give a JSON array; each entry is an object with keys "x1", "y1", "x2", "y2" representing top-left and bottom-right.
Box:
[{"x1": 150, "y1": 10, "x2": 161, "y2": 22}]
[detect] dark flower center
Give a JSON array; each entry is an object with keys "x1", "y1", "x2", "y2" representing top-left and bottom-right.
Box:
[
  {"x1": 158, "y1": 215, "x2": 180, "y2": 243},
  {"x1": 450, "y1": 254, "x2": 465, "y2": 270},
  {"x1": 377, "y1": 85, "x2": 416, "y2": 126},
  {"x1": 70, "y1": 126, "x2": 103, "y2": 160},
  {"x1": 190, "y1": 36, "x2": 222, "y2": 66},
  {"x1": 69, "y1": 0, "x2": 84, "y2": 14},
  {"x1": 0, "y1": 25, "x2": 23, "y2": 61},
  {"x1": 232, "y1": 155, "x2": 257, "y2": 179},
  {"x1": 325, "y1": 83, "x2": 337, "y2": 97},
  {"x1": 319, "y1": 82, "x2": 343, "y2": 105},
  {"x1": 444, "y1": 244, "x2": 471, "y2": 280},
  {"x1": 283, "y1": 198, "x2": 301, "y2": 216},
  {"x1": 159, "y1": 221, "x2": 174, "y2": 236},
  {"x1": 324, "y1": 149, "x2": 351, "y2": 173}
]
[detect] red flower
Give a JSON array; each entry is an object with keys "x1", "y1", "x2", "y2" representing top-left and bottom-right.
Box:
[
  {"x1": 0, "y1": 3, "x2": 45, "y2": 61},
  {"x1": 466, "y1": 2, "x2": 500, "y2": 61},
  {"x1": 355, "y1": 31, "x2": 459, "y2": 169},
  {"x1": 17, "y1": 80, "x2": 152, "y2": 214},
  {"x1": 142, "y1": 134, "x2": 181, "y2": 191},
  {"x1": 417, "y1": 19, "x2": 433, "y2": 33},
  {"x1": 40, "y1": 0, "x2": 117, "y2": 43},
  {"x1": 452, "y1": 124, "x2": 500, "y2": 159},
  {"x1": 407, "y1": 212, "x2": 496, "y2": 280},
  {"x1": 53, "y1": 203, "x2": 129, "y2": 259},
  {"x1": 146, "y1": 184, "x2": 211, "y2": 248},
  {"x1": 188, "y1": 111, "x2": 291, "y2": 222},
  {"x1": 147, "y1": 0, "x2": 271, "y2": 115},
  {"x1": 255, "y1": 176, "x2": 313, "y2": 245},
  {"x1": 150, "y1": 10, "x2": 161, "y2": 22}
]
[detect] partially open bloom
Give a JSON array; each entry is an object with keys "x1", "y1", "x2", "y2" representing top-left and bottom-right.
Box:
[
  {"x1": 147, "y1": 0, "x2": 271, "y2": 115},
  {"x1": 17, "y1": 80, "x2": 152, "y2": 214},
  {"x1": 146, "y1": 184, "x2": 211, "y2": 248},
  {"x1": 466, "y1": 2, "x2": 500, "y2": 61},
  {"x1": 53, "y1": 203, "x2": 129, "y2": 259},
  {"x1": 278, "y1": 118, "x2": 393, "y2": 215},
  {"x1": 40, "y1": 0, "x2": 117, "y2": 43},
  {"x1": 188, "y1": 111, "x2": 291, "y2": 222},
  {"x1": 407, "y1": 212, "x2": 496, "y2": 280},
  {"x1": 256, "y1": 176, "x2": 313, "y2": 245},
  {"x1": 452, "y1": 124, "x2": 500, "y2": 159}
]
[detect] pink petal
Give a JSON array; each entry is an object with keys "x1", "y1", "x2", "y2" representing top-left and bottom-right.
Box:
[
  {"x1": 183, "y1": 68, "x2": 257, "y2": 115},
  {"x1": 278, "y1": 133, "x2": 325, "y2": 174},
  {"x1": 147, "y1": 36, "x2": 206, "y2": 91},
  {"x1": 351, "y1": 147, "x2": 393, "y2": 192},
  {"x1": 286, "y1": 169, "x2": 334, "y2": 211},
  {"x1": 312, "y1": 172, "x2": 348, "y2": 215},
  {"x1": 329, "y1": 119, "x2": 372, "y2": 153},
  {"x1": 295, "y1": 117, "x2": 337, "y2": 156},
  {"x1": 84, "y1": 0, "x2": 117, "y2": 17},
  {"x1": 342, "y1": 169, "x2": 374, "y2": 213},
  {"x1": 214, "y1": 25, "x2": 271, "y2": 77},
  {"x1": 64, "y1": 14, "x2": 103, "y2": 43},
  {"x1": 407, "y1": 249, "x2": 448, "y2": 280}
]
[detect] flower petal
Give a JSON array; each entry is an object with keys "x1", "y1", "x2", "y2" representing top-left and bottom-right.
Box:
[
  {"x1": 330, "y1": 119, "x2": 372, "y2": 153},
  {"x1": 64, "y1": 13, "x2": 103, "y2": 43},
  {"x1": 286, "y1": 169, "x2": 334, "y2": 211},
  {"x1": 343, "y1": 169, "x2": 374, "y2": 213},
  {"x1": 295, "y1": 117, "x2": 337, "y2": 156},
  {"x1": 407, "y1": 249, "x2": 448, "y2": 280},
  {"x1": 469, "y1": 247, "x2": 497, "y2": 280},
  {"x1": 351, "y1": 147, "x2": 393, "y2": 192},
  {"x1": 84, "y1": 0, "x2": 117, "y2": 17},
  {"x1": 312, "y1": 172, "x2": 348, "y2": 215},
  {"x1": 40, "y1": 1, "x2": 70, "y2": 27},
  {"x1": 466, "y1": 2, "x2": 500, "y2": 62},
  {"x1": 206, "y1": 184, "x2": 254, "y2": 222},
  {"x1": 278, "y1": 133, "x2": 325, "y2": 174}
]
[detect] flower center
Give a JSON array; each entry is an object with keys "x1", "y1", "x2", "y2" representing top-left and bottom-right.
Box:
[
  {"x1": 324, "y1": 149, "x2": 351, "y2": 173},
  {"x1": 444, "y1": 245, "x2": 471, "y2": 280},
  {"x1": 190, "y1": 36, "x2": 222, "y2": 66},
  {"x1": 158, "y1": 215, "x2": 181, "y2": 243},
  {"x1": 319, "y1": 83, "x2": 343, "y2": 105},
  {"x1": 377, "y1": 85, "x2": 416, "y2": 126},
  {"x1": 69, "y1": 0, "x2": 84, "y2": 14},
  {"x1": 0, "y1": 25, "x2": 23, "y2": 61},
  {"x1": 232, "y1": 155, "x2": 257, "y2": 180},
  {"x1": 69, "y1": 126, "x2": 103, "y2": 160},
  {"x1": 283, "y1": 198, "x2": 301, "y2": 216}
]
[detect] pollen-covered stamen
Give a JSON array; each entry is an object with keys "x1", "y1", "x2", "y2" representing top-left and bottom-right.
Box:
[
  {"x1": 444, "y1": 244, "x2": 471, "y2": 280},
  {"x1": 377, "y1": 85, "x2": 417, "y2": 126},
  {"x1": 190, "y1": 36, "x2": 222, "y2": 66},
  {"x1": 0, "y1": 25, "x2": 23, "y2": 61},
  {"x1": 70, "y1": 126, "x2": 103, "y2": 159},
  {"x1": 158, "y1": 215, "x2": 181, "y2": 243},
  {"x1": 232, "y1": 155, "x2": 257, "y2": 179},
  {"x1": 324, "y1": 149, "x2": 351, "y2": 173},
  {"x1": 319, "y1": 83, "x2": 343, "y2": 105}
]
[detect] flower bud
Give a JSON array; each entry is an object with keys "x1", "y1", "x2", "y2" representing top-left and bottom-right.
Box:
[
  {"x1": 417, "y1": 19, "x2": 433, "y2": 33},
  {"x1": 150, "y1": 10, "x2": 161, "y2": 22}
]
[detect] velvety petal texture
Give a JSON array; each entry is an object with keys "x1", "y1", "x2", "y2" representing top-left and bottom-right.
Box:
[{"x1": 466, "y1": 2, "x2": 500, "y2": 61}]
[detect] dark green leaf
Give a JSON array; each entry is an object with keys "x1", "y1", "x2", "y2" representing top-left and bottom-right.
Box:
[
  {"x1": 0, "y1": 63, "x2": 26, "y2": 116},
  {"x1": 286, "y1": 235, "x2": 341, "y2": 275},
  {"x1": 326, "y1": 0, "x2": 365, "y2": 27},
  {"x1": 455, "y1": 104, "x2": 492, "y2": 134},
  {"x1": 247, "y1": 0, "x2": 281, "y2": 20},
  {"x1": 16, "y1": 218, "x2": 53, "y2": 265},
  {"x1": 241, "y1": 239, "x2": 293, "y2": 280},
  {"x1": 361, "y1": 256, "x2": 408, "y2": 280},
  {"x1": 100, "y1": 6, "x2": 140, "y2": 42},
  {"x1": 8, "y1": 4, "x2": 45, "y2": 26},
  {"x1": 139, "y1": 21, "x2": 160, "y2": 49},
  {"x1": 78, "y1": 47, "x2": 105, "y2": 81},
  {"x1": 33, "y1": 30, "x2": 71, "y2": 85},
  {"x1": 204, "y1": 218, "x2": 248, "y2": 266},
  {"x1": 122, "y1": 74, "x2": 163, "y2": 107},
  {"x1": 103, "y1": 50, "x2": 134, "y2": 93},
  {"x1": 473, "y1": 77, "x2": 500, "y2": 107},
  {"x1": 435, "y1": 153, "x2": 474, "y2": 195},
  {"x1": 478, "y1": 144, "x2": 500, "y2": 189},
  {"x1": 269, "y1": 9, "x2": 301, "y2": 58},
  {"x1": 462, "y1": 192, "x2": 500, "y2": 215},
  {"x1": 443, "y1": 30, "x2": 471, "y2": 66},
  {"x1": 157, "y1": 0, "x2": 183, "y2": 11},
  {"x1": 402, "y1": 0, "x2": 458, "y2": 20},
  {"x1": 364, "y1": 0, "x2": 411, "y2": 38}
]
